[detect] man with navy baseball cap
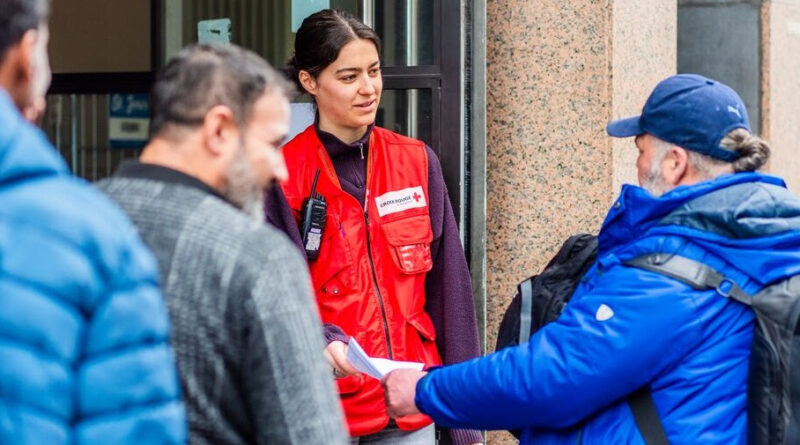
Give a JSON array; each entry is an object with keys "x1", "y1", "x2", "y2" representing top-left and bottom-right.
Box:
[
  {"x1": 607, "y1": 74, "x2": 750, "y2": 161},
  {"x1": 381, "y1": 74, "x2": 800, "y2": 444},
  {"x1": 605, "y1": 73, "x2": 766, "y2": 196}
]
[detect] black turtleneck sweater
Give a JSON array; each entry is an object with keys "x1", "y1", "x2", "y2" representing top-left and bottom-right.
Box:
[{"x1": 314, "y1": 123, "x2": 373, "y2": 207}]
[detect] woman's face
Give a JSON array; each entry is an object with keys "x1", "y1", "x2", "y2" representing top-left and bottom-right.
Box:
[{"x1": 302, "y1": 38, "x2": 382, "y2": 141}]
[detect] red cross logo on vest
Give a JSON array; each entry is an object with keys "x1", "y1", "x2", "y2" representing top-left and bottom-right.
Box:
[{"x1": 413, "y1": 192, "x2": 422, "y2": 202}]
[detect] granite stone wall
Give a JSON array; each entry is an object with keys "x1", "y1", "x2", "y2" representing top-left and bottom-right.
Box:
[
  {"x1": 763, "y1": 0, "x2": 800, "y2": 193},
  {"x1": 481, "y1": 2, "x2": 799, "y2": 442},
  {"x1": 484, "y1": 1, "x2": 676, "y2": 443}
]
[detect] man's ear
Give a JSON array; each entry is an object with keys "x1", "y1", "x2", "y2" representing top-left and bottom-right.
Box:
[
  {"x1": 1, "y1": 29, "x2": 38, "y2": 109},
  {"x1": 201, "y1": 105, "x2": 238, "y2": 156},
  {"x1": 298, "y1": 70, "x2": 317, "y2": 96},
  {"x1": 663, "y1": 145, "x2": 690, "y2": 186},
  {"x1": 15, "y1": 29, "x2": 37, "y2": 81}
]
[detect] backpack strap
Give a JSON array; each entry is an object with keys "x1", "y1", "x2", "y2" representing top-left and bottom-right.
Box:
[
  {"x1": 628, "y1": 387, "x2": 670, "y2": 445},
  {"x1": 518, "y1": 278, "x2": 534, "y2": 344},
  {"x1": 623, "y1": 253, "x2": 752, "y2": 306},
  {"x1": 621, "y1": 253, "x2": 754, "y2": 445}
]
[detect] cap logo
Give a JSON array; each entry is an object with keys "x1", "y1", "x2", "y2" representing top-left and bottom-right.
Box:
[{"x1": 728, "y1": 105, "x2": 742, "y2": 118}]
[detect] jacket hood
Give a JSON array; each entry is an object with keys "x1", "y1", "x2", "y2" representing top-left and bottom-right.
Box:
[
  {"x1": 600, "y1": 172, "x2": 800, "y2": 284},
  {"x1": 0, "y1": 89, "x2": 67, "y2": 185}
]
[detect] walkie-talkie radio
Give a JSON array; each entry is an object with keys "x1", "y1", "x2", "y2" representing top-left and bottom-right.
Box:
[{"x1": 300, "y1": 169, "x2": 327, "y2": 260}]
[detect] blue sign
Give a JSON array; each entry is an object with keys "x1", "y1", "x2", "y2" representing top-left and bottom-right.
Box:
[{"x1": 109, "y1": 93, "x2": 149, "y2": 149}]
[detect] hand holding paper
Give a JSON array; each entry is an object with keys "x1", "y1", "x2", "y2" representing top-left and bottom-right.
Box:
[
  {"x1": 325, "y1": 340, "x2": 359, "y2": 377},
  {"x1": 346, "y1": 337, "x2": 425, "y2": 380}
]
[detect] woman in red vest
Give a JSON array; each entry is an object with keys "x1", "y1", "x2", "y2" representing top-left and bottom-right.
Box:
[{"x1": 264, "y1": 9, "x2": 482, "y2": 445}]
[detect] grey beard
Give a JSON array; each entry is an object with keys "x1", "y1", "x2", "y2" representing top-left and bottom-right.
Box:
[
  {"x1": 641, "y1": 164, "x2": 672, "y2": 198},
  {"x1": 222, "y1": 146, "x2": 265, "y2": 222}
]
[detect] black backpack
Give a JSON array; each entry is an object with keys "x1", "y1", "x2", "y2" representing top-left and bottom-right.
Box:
[
  {"x1": 494, "y1": 234, "x2": 598, "y2": 439},
  {"x1": 495, "y1": 236, "x2": 800, "y2": 445},
  {"x1": 624, "y1": 253, "x2": 800, "y2": 445},
  {"x1": 495, "y1": 233, "x2": 598, "y2": 351}
]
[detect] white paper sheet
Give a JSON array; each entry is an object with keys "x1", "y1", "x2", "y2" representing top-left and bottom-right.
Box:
[{"x1": 346, "y1": 337, "x2": 424, "y2": 380}]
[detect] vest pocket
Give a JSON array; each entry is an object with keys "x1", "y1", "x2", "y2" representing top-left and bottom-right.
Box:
[
  {"x1": 309, "y1": 214, "x2": 353, "y2": 296},
  {"x1": 312, "y1": 254, "x2": 352, "y2": 300},
  {"x1": 406, "y1": 311, "x2": 441, "y2": 366},
  {"x1": 319, "y1": 270, "x2": 348, "y2": 297},
  {"x1": 310, "y1": 226, "x2": 356, "y2": 325},
  {"x1": 335, "y1": 373, "x2": 364, "y2": 396},
  {"x1": 407, "y1": 311, "x2": 437, "y2": 341},
  {"x1": 381, "y1": 214, "x2": 434, "y2": 275}
]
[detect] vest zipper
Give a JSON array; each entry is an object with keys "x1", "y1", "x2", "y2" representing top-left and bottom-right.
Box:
[
  {"x1": 363, "y1": 203, "x2": 394, "y2": 359},
  {"x1": 320, "y1": 138, "x2": 393, "y2": 358}
]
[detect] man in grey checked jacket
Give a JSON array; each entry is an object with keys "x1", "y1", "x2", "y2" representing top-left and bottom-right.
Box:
[{"x1": 99, "y1": 44, "x2": 347, "y2": 445}]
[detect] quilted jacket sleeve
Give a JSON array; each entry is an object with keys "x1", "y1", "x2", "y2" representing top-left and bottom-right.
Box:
[
  {"x1": 0, "y1": 97, "x2": 185, "y2": 444},
  {"x1": 73, "y1": 203, "x2": 186, "y2": 445},
  {"x1": 414, "y1": 264, "x2": 705, "y2": 431}
]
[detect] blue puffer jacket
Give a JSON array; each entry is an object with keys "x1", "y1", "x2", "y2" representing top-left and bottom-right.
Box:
[
  {"x1": 416, "y1": 172, "x2": 800, "y2": 444},
  {"x1": 0, "y1": 90, "x2": 186, "y2": 443}
]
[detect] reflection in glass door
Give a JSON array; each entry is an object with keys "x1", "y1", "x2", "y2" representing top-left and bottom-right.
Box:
[
  {"x1": 374, "y1": 0, "x2": 433, "y2": 67},
  {"x1": 42, "y1": 0, "x2": 464, "y2": 226},
  {"x1": 165, "y1": 0, "x2": 360, "y2": 67},
  {"x1": 40, "y1": 94, "x2": 141, "y2": 181}
]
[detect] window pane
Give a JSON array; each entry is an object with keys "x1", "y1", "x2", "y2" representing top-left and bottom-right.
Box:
[
  {"x1": 40, "y1": 95, "x2": 141, "y2": 181},
  {"x1": 374, "y1": 1, "x2": 434, "y2": 66},
  {"x1": 377, "y1": 89, "x2": 432, "y2": 145},
  {"x1": 169, "y1": 1, "x2": 359, "y2": 68}
]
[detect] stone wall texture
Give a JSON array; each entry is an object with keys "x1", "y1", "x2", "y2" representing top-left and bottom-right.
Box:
[
  {"x1": 481, "y1": 1, "x2": 800, "y2": 443},
  {"x1": 763, "y1": 0, "x2": 800, "y2": 193},
  {"x1": 484, "y1": 1, "x2": 676, "y2": 443}
]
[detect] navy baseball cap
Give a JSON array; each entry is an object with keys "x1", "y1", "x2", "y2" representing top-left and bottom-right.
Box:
[{"x1": 606, "y1": 74, "x2": 750, "y2": 161}]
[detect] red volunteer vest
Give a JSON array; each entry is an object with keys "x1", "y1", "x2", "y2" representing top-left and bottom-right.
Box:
[{"x1": 281, "y1": 125, "x2": 442, "y2": 436}]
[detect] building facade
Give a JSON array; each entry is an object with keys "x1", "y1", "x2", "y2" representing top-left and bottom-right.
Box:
[{"x1": 41, "y1": 2, "x2": 800, "y2": 443}]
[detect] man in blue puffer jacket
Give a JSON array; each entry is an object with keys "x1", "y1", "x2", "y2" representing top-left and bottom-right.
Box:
[
  {"x1": 0, "y1": 0, "x2": 186, "y2": 443},
  {"x1": 383, "y1": 74, "x2": 800, "y2": 444}
]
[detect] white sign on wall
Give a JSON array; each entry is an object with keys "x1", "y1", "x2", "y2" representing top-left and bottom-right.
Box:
[
  {"x1": 291, "y1": 0, "x2": 329, "y2": 32},
  {"x1": 198, "y1": 18, "x2": 232, "y2": 44}
]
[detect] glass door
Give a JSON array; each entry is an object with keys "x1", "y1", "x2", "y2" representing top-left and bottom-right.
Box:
[{"x1": 42, "y1": 0, "x2": 465, "y2": 225}]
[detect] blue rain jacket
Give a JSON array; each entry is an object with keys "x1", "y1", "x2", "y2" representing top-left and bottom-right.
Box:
[
  {"x1": 0, "y1": 90, "x2": 186, "y2": 444},
  {"x1": 416, "y1": 172, "x2": 800, "y2": 444}
]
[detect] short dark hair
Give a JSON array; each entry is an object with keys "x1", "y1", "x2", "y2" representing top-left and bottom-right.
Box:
[
  {"x1": 287, "y1": 9, "x2": 381, "y2": 94},
  {"x1": 150, "y1": 43, "x2": 292, "y2": 137},
  {"x1": 0, "y1": 0, "x2": 49, "y2": 61}
]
